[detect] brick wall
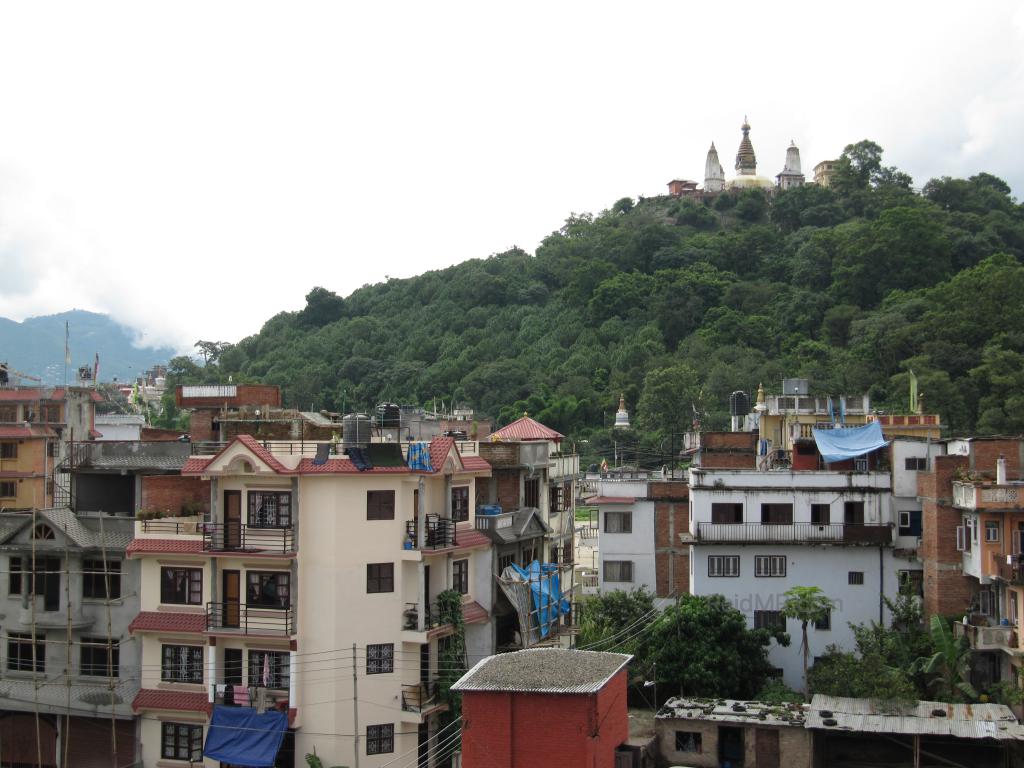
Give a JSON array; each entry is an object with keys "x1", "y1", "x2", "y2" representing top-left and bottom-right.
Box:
[
  {"x1": 654, "y1": 491, "x2": 691, "y2": 598},
  {"x1": 189, "y1": 410, "x2": 215, "y2": 441},
  {"x1": 919, "y1": 454, "x2": 972, "y2": 618},
  {"x1": 461, "y1": 670, "x2": 628, "y2": 768},
  {"x1": 968, "y1": 438, "x2": 1024, "y2": 479},
  {"x1": 496, "y1": 471, "x2": 520, "y2": 511},
  {"x1": 176, "y1": 384, "x2": 281, "y2": 408},
  {"x1": 141, "y1": 475, "x2": 211, "y2": 516},
  {"x1": 699, "y1": 452, "x2": 757, "y2": 469},
  {"x1": 648, "y1": 481, "x2": 688, "y2": 501},
  {"x1": 479, "y1": 443, "x2": 519, "y2": 469},
  {"x1": 702, "y1": 432, "x2": 757, "y2": 451}
]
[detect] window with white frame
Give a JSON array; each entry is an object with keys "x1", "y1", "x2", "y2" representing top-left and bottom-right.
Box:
[
  {"x1": 754, "y1": 555, "x2": 786, "y2": 577},
  {"x1": 708, "y1": 555, "x2": 740, "y2": 577},
  {"x1": 1010, "y1": 592, "x2": 1019, "y2": 625},
  {"x1": 986, "y1": 521, "x2": 1001, "y2": 543},
  {"x1": 979, "y1": 589, "x2": 996, "y2": 617}
]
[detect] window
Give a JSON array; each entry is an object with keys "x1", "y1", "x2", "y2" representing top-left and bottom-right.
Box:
[
  {"x1": 979, "y1": 589, "x2": 996, "y2": 617},
  {"x1": 367, "y1": 563, "x2": 394, "y2": 593},
  {"x1": 899, "y1": 570, "x2": 924, "y2": 597},
  {"x1": 1010, "y1": 591, "x2": 1020, "y2": 625},
  {"x1": 451, "y1": 487, "x2": 469, "y2": 523},
  {"x1": 160, "y1": 567, "x2": 202, "y2": 605},
  {"x1": 708, "y1": 555, "x2": 740, "y2": 577},
  {"x1": 41, "y1": 405, "x2": 61, "y2": 423},
  {"x1": 549, "y1": 485, "x2": 563, "y2": 512},
  {"x1": 80, "y1": 638, "x2": 119, "y2": 677},
  {"x1": 161, "y1": 723, "x2": 203, "y2": 762},
  {"x1": 224, "y1": 648, "x2": 243, "y2": 686},
  {"x1": 453, "y1": 559, "x2": 469, "y2": 595},
  {"x1": 754, "y1": 555, "x2": 786, "y2": 577},
  {"x1": 604, "y1": 511, "x2": 632, "y2": 533},
  {"x1": 754, "y1": 610, "x2": 785, "y2": 631},
  {"x1": 603, "y1": 561, "x2": 634, "y2": 583},
  {"x1": 247, "y1": 571, "x2": 290, "y2": 608},
  {"x1": 0, "y1": 406, "x2": 16, "y2": 423},
  {"x1": 711, "y1": 503, "x2": 743, "y2": 524},
  {"x1": 367, "y1": 724, "x2": 394, "y2": 755},
  {"x1": 7, "y1": 632, "x2": 44, "y2": 672},
  {"x1": 844, "y1": 501, "x2": 865, "y2": 525},
  {"x1": 905, "y1": 457, "x2": 927, "y2": 471},
  {"x1": 0, "y1": 442, "x2": 17, "y2": 459},
  {"x1": 366, "y1": 490, "x2": 395, "y2": 521},
  {"x1": 248, "y1": 650, "x2": 289, "y2": 689},
  {"x1": 898, "y1": 510, "x2": 923, "y2": 537},
  {"x1": 521, "y1": 547, "x2": 535, "y2": 567},
  {"x1": 986, "y1": 521, "x2": 1001, "y2": 543},
  {"x1": 760, "y1": 503, "x2": 793, "y2": 525},
  {"x1": 8, "y1": 556, "x2": 23, "y2": 595},
  {"x1": 0, "y1": 481, "x2": 15, "y2": 498},
  {"x1": 32, "y1": 524, "x2": 54, "y2": 540},
  {"x1": 814, "y1": 610, "x2": 831, "y2": 631},
  {"x1": 848, "y1": 571, "x2": 865, "y2": 585},
  {"x1": 367, "y1": 643, "x2": 394, "y2": 674},
  {"x1": 83, "y1": 560, "x2": 121, "y2": 600},
  {"x1": 524, "y1": 478, "x2": 540, "y2": 508},
  {"x1": 162, "y1": 645, "x2": 203, "y2": 683},
  {"x1": 248, "y1": 491, "x2": 292, "y2": 527},
  {"x1": 48, "y1": 441, "x2": 59, "y2": 458},
  {"x1": 498, "y1": 553, "x2": 515, "y2": 572},
  {"x1": 811, "y1": 504, "x2": 830, "y2": 525},
  {"x1": 675, "y1": 731, "x2": 702, "y2": 753}
]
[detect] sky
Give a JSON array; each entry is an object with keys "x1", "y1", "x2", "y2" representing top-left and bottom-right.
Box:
[{"x1": 1, "y1": 1, "x2": 1023, "y2": 354}]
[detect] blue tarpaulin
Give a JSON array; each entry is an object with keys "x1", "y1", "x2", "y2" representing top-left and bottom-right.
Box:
[
  {"x1": 812, "y1": 421, "x2": 888, "y2": 464},
  {"x1": 407, "y1": 441, "x2": 432, "y2": 471},
  {"x1": 204, "y1": 705, "x2": 288, "y2": 768},
  {"x1": 510, "y1": 561, "x2": 571, "y2": 638}
]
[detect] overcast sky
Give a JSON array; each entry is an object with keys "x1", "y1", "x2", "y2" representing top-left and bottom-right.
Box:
[{"x1": 1, "y1": 1, "x2": 1022, "y2": 353}]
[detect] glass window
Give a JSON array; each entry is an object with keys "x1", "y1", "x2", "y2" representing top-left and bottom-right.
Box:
[
  {"x1": 7, "y1": 632, "x2": 44, "y2": 672},
  {"x1": 754, "y1": 555, "x2": 786, "y2": 577},
  {"x1": 754, "y1": 610, "x2": 785, "y2": 631},
  {"x1": 898, "y1": 510, "x2": 923, "y2": 537},
  {"x1": 161, "y1": 645, "x2": 203, "y2": 683},
  {"x1": 810, "y1": 504, "x2": 830, "y2": 525},
  {"x1": 814, "y1": 610, "x2": 832, "y2": 631},
  {"x1": 367, "y1": 490, "x2": 396, "y2": 521},
  {"x1": 453, "y1": 559, "x2": 469, "y2": 594},
  {"x1": 367, "y1": 563, "x2": 394, "y2": 593},
  {"x1": 604, "y1": 511, "x2": 632, "y2": 533},
  {"x1": 848, "y1": 571, "x2": 865, "y2": 585},
  {"x1": 904, "y1": 457, "x2": 927, "y2": 471},
  {"x1": 675, "y1": 732, "x2": 702, "y2": 753},
  {"x1": 80, "y1": 638, "x2": 119, "y2": 677},
  {"x1": 451, "y1": 487, "x2": 469, "y2": 522},
  {"x1": 708, "y1": 555, "x2": 740, "y2": 577},
  {"x1": 711, "y1": 503, "x2": 743, "y2": 524},
  {"x1": 0, "y1": 442, "x2": 17, "y2": 459},
  {"x1": 760, "y1": 504, "x2": 793, "y2": 524},
  {"x1": 366, "y1": 724, "x2": 394, "y2": 755},
  {"x1": 366, "y1": 643, "x2": 394, "y2": 674},
  {"x1": 248, "y1": 491, "x2": 292, "y2": 527},
  {"x1": 224, "y1": 648, "x2": 243, "y2": 686},
  {"x1": 524, "y1": 478, "x2": 539, "y2": 508},
  {"x1": 246, "y1": 571, "x2": 290, "y2": 608},
  {"x1": 160, "y1": 567, "x2": 202, "y2": 605},
  {"x1": 8, "y1": 556, "x2": 23, "y2": 595},
  {"x1": 83, "y1": 560, "x2": 121, "y2": 600},
  {"x1": 603, "y1": 561, "x2": 634, "y2": 583},
  {"x1": 248, "y1": 650, "x2": 289, "y2": 689},
  {"x1": 161, "y1": 723, "x2": 203, "y2": 762},
  {"x1": 844, "y1": 501, "x2": 865, "y2": 525},
  {"x1": 0, "y1": 482, "x2": 15, "y2": 498},
  {"x1": 986, "y1": 521, "x2": 1001, "y2": 542}
]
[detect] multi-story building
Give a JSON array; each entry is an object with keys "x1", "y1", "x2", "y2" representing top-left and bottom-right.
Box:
[
  {"x1": 0, "y1": 508, "x2": 138, "y2": 765},
  {"x1": 127, "y1": 434, "x2": 500, "y2": 768},
  {"x1": 0, "y1": 386, "x2": 100, "y2": 510}
]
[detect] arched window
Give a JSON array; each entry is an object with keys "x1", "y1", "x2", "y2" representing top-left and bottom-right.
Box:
[{"x1": 32, "y1": 524, "x2": 55, "y2": 540}]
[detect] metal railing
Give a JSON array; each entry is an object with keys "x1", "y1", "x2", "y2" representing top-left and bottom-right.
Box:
[
  {"x1": 405, "y1": 517, "x2": 457, "y2": 549},
  {"x1": 191, "y1": 440, "x2": 342, "y2": 456},
  {"x1": 206, "y1": 602, "x2": 294, "y2": 635},
  {"x1": 401, "y1": 681, "x2": 441, "y2": 712},
  {"x1": 695, "y1": 522, "x2": 892, "y2": 545},
  {"x1": 140, "y1": 518, "x2": 201, "y2": 535},
  {"x1": 991, "y1": 551, "x2": 1024, "y2": 582},
  {"x1": 204, "y1": 523, "x2": 295, "y2": 553},
  {"x1": 402, "y1": 600, "x2": 462, "y2": 632}
]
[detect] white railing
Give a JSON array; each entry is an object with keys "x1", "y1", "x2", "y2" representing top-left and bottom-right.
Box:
[{"x1": 952, "y1": 482, "x2": 977, "y2": 509}]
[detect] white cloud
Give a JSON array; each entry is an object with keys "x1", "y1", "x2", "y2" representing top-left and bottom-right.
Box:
[{"x1": 0, "y1": 0, "x2": 1022, "y2": 352}]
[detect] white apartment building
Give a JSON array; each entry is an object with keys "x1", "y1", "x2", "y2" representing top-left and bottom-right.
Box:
[
  {"x1": 687, "y1": 464, "x2": 903, "y2": 690},
  {"x1": 127, "y1": 434, "x2": 495, "y2": 768},
  {"x1": 592, "y1": 478, "x2": 655, "y2": 596}
]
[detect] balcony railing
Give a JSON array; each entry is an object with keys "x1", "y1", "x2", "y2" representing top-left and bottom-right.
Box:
[
  {"x1": 139, "y1": 518, "x2": 202, "y2": 536},
  {"x1": 953, "y1": 621, "x2": 1016, "y2": 651},
  {"x1": 191, "y1": 440, "x2": 342, "y2": 456},
  {"x1": 206, "y1": 603, "x2": 294, "y2": 635},
  {"x1": 695, "y1": 522, "x2": 892, "y2": 545},
  {"x1": 405, "y1": 517, "x2": 457, "y2": 550},
  {"x1": 204, "y1": 523, "x2": 295, "y2": 553},
  {"x1": 402, "y1": 601, "x2": 462, "y2": 633},
  {"x1": 991, "y1": 551, "x2": 1024, "y2": 583},
  {"x1": 401, "y1": 682, "x2": 442, "y2": 712}
]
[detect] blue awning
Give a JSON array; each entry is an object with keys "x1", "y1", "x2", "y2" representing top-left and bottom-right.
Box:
[
  {"x1": 812, "y1": 421, "x2": 888, "y2": 464},
  {"x1": 204, "y1": 705, "x2": 288, "y2": 768}
]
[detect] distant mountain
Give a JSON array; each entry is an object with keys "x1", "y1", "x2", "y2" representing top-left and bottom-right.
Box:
[{"x1": 0, "y1": 310, "x2": 177, "y2": 385}]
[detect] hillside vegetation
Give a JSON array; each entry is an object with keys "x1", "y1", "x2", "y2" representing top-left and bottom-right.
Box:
[{"x1": 166, "y1": 141, "x2": 1024, "y2": 458}]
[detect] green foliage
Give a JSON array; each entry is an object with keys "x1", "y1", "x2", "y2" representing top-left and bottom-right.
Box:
[
  {"x1": 782, "y1": 586, "x2": 836, "y2": 694},
  {"x1": 435, "y1": 589, "x2": 467, "y2": 759},
  {"x1": 909, "y1": 616, "x2": 977, "y2": 703},
  {"x1": 808, "y1": 647, "x2": 919, "y2": 702},
  {"x1": 755, "y1": 678, "x2": 805, "y2": 704},
  {"x1": 578, "y1": 587, "x2": 656, "y2": 653}
]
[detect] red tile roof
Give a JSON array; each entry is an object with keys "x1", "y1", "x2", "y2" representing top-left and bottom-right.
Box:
[
  {"x1": 489, "y1": 416, "x2": 563, "y2": 443},
  {"x1": 126, "y1": 538, "x2": 205, "y2": 557},
  {"x1": 234, "y1": 434, "x2": 292, "y2": 473},
  {"x1": 133, "y1": 688, "x2": 210, "y2": 714},
  {"x1": 455, "y1": 528, "x2": 492, "y2": 550},
  {"x1": 462, "y1": 600, "x2": 489, "y2": 624},
  {"x1": 430, "y1": 436, "x2": 456, "y2": 472},
  {"x1": 88, "y1": 428, "x2": 103, "y2": 438},
  {"x1": 0, "y1": 424, "x2": 58, "y2": 439},
  {"x1": 294, "y1": 458, "x2": 411, "y2": 474},
  {"x1": 459, "y1": 455, "x2": 491, "y2": 472},
  {"x1": 181, "y1": 457, "x2": 211, "y2": 474},
  {"x1": 128, "y1": 611, "x2": 207, "y2": 634}
]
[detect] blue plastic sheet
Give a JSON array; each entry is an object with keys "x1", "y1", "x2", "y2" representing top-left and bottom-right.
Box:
[
  {"x1": 203, "y1": 705, "x2": 288, "y2": 768},
  {"x1": 510, "y1": 561, "x2": 571, "y2": 638},
  {"x1": 812, "y1": 421, "x2": 888, "y2": 464},
  {"x1": 407, "y1": 442, "x2": 432, "y2": 471}
]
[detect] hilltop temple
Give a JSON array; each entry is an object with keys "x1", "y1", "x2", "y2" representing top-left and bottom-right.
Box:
[{"x1": 668, "y1": 117, "x2": 819, "y2": 198}]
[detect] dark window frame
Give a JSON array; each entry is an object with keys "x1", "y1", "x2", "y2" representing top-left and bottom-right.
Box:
[
  {"x1": 760, "y1": 503, "x2": 793, "y2": 525},
  {"x1": 0, "y1": 442, "x2": 17, "y2": 459},
  {"x1": 160, "y1": 567, "x2": 202, "y2": 605},
  {"x1": 7, "y1": 632, "x2": 44, "y2": 672},
  {"x1": 603, "y1": 510, "x2": 632, "y2": 533},
  {"x1": 754, "y1": 555, "x2": 786, "y2": 577},
  {"x1": 675, "y1": 731, "x2": 703, "y2": 753},
  {"x1": 754, "y1": 610, "x2": 786, "y2": 631},
  {"x1": 248, "y1": 649, "x2": 289, "y2": 689},
  {"x1": 161, "y1": 722, "x2": 203, "y2": 762},
  {"x1": 367, "y1": 723, "x2": 395, "y2": 755},
  {"x1": 451, "y1": 486, "x2": 469, "y2": 523},
  {"x1": 248, "y1": 490, "x2": 292, "y2": 528},
  {"x1": 246, "y1": 571, "x2": 290, "y2": 608},
  {"x1": 711, "y1": 503, "x2": 743, "y2": 524},
  {"x1": 848, "y1": 571, "x2": 865, "y2": 585},
  {"x1": 904, "y1": 457, "x2": 927, "y2": 471},
  {"x1": 708, "y1": 555, "x2": 740, "y2": 577},
  {"x1": 161, "y1": 644, "x2": 204, "y2": 683},
  {"x1": 9, "y1": 556, "x2": 23, "y2": 595},
  {"x1": 810, "y1": 503, "x2": 831, "y2": 525},
  {"x1": 453, "y1": 559, "x2": 469, "y2": 595},
  {"x1": 367, "y1": 563, "x2": 395, "y2": 594},
  {"x1": 366, "y1": 643, "x2": 394, "y2": 674},
  {"x1": 83, "y1": 559, "x2": 121, "y2": 600},
  {"x1": 80, "y1": 637, "x2": 119, "y2": 677},
  {"x1": 224, "y1": 648, "x2": 243, "y2": 686},
  {"x1": 0, "y1": 481, "x2": 15, "y2": 498},
  {"x1": 814, "y1": 609, "x2": 832, "y2": 631},
  {"x1": 524, "y1": 478, "x2": 540, "y2": 508},
  {"x1": 367, "y1": 490, "x2": 396, "y2": 521}
]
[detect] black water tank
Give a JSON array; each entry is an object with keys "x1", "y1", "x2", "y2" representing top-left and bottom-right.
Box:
[
  {"x1": 729, "y1": 391, "x2": 750, "y2": 416},
  {"x1": 377, "y1": 402, "x2": 401, "y2": 428}
]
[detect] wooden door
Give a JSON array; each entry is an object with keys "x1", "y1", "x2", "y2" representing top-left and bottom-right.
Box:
[
  {"x1": 223, "y1": 570, "x2": 240, "y2": 628},
  {"x1": 755, "y1": 728, "x2": 780, "y2": 768},
  {"x1": 224, "y1": 490, "x2": 242, "y2": 550}
]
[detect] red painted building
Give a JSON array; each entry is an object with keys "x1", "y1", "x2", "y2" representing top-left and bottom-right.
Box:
[{"x1": 452, "y1": 648, "x2": 632, "y2": 768}]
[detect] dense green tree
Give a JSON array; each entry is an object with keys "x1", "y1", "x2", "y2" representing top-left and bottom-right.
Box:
[{"x1": 782, "y1": 586, "x2": 835, "y2": 695}]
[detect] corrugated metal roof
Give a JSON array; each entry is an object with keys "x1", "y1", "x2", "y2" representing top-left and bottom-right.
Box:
[
  {"x1": 451, "y1": 648, "x2": 631, "y2": 694},
  {"x1": 807, "y1": 695, "x2": 1024, "y2": 740}
]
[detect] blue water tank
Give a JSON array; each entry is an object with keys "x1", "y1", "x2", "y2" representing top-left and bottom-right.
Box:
[{"x1": 479, "y1": 505, "x2": 502, "y2": 516}]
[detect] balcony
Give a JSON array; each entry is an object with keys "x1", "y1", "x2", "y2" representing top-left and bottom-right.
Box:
[
  {"x1": 694, "y1": 522, "x2": 892, "y2": 545},
  {"x1": 203, "y1": 523, "x2": 295, "y2": 554},
  {"x1": 991, "y1": 551, "x2": 1024, "y2": 583},
  {"x1": 401, "y1": 681, "x2": 444, "y2": 714},
  {"x1": 405, "y1": 517, "x2": 457, "y2": 550},
  {"x1": 138, "y1": 517, "x2": 203, "y2": 537},
  {"x1": 953, "y1": 481, "x2": 1023, "y2": 511},
  {"x1": 206, "y1": 603, "x2": 294, "y2": 635},
  {"x1": 402, "y1": 600, "x2": 463, "y2": 633},
  {"x1": 953, "y1": 621, "x2": 1016, "y2": 652}
]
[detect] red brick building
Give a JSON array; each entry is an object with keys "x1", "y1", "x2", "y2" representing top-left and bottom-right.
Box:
[{"x1": 452, "y1": 648, "x2": 632, "y2": 768}]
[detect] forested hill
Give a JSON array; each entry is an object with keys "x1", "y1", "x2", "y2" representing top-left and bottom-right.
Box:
[{"x1": 169, "y1": 141, "x2": 1024, "y2": 451}]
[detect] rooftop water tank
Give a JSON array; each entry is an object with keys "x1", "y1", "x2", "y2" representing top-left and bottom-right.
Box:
[
  {"x1": 342, "y1": 413, "x2": 372, "y2": 448},
  {"x1": 376, "y1": 402, "x2": 401, "y2": 428}
]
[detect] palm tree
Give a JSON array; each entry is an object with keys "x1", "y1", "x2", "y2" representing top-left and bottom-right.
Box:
[
  {"x1": 782, "y1": 586, "x2": 836, "y2": 696},
  {"x1": 910, "y1": 615, "x2": 977, "y2": 702}
]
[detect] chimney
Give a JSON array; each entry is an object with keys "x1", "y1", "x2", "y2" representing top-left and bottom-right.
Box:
[{"x1": 997, "y1": 454, "x2": 1007, "y2": 486}]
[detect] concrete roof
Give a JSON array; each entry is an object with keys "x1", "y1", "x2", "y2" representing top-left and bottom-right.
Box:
[
  {"x1": 659, "y1": 697, "x2": 807, "y2": 727},
  {"x1": 451, "y1": 648, "x2": 631, "y2": 694}
]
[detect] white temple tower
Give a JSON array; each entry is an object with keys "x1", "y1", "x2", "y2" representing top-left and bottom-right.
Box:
[
  {"x1": 776, "y1": 140, "x2": 806, "y2": 190},
  {"x1": 613, "y1": 393, "x2": 630, "y2": 429},
  {"x1": 704, "y1": 142, "x2": 725, "y2": 193}
]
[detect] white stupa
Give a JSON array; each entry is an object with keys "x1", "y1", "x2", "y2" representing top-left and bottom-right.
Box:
[
  {"x1": 704, "y1": 143, "x2": 725, "y2": 193},
  {"x1": 776, "y1": 141, "x2": 805, "y2": 190},
  {"x1": 613, "y1": 394, "x2": 630, "y2": 429},
  {"x1": 725, "y1": 117, "x2": 774, "y2": 191}
]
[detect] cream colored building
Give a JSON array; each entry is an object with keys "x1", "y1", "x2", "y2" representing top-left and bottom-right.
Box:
[{"x1": 127, "y1": 434, "x2": 496, "y2": 768}]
